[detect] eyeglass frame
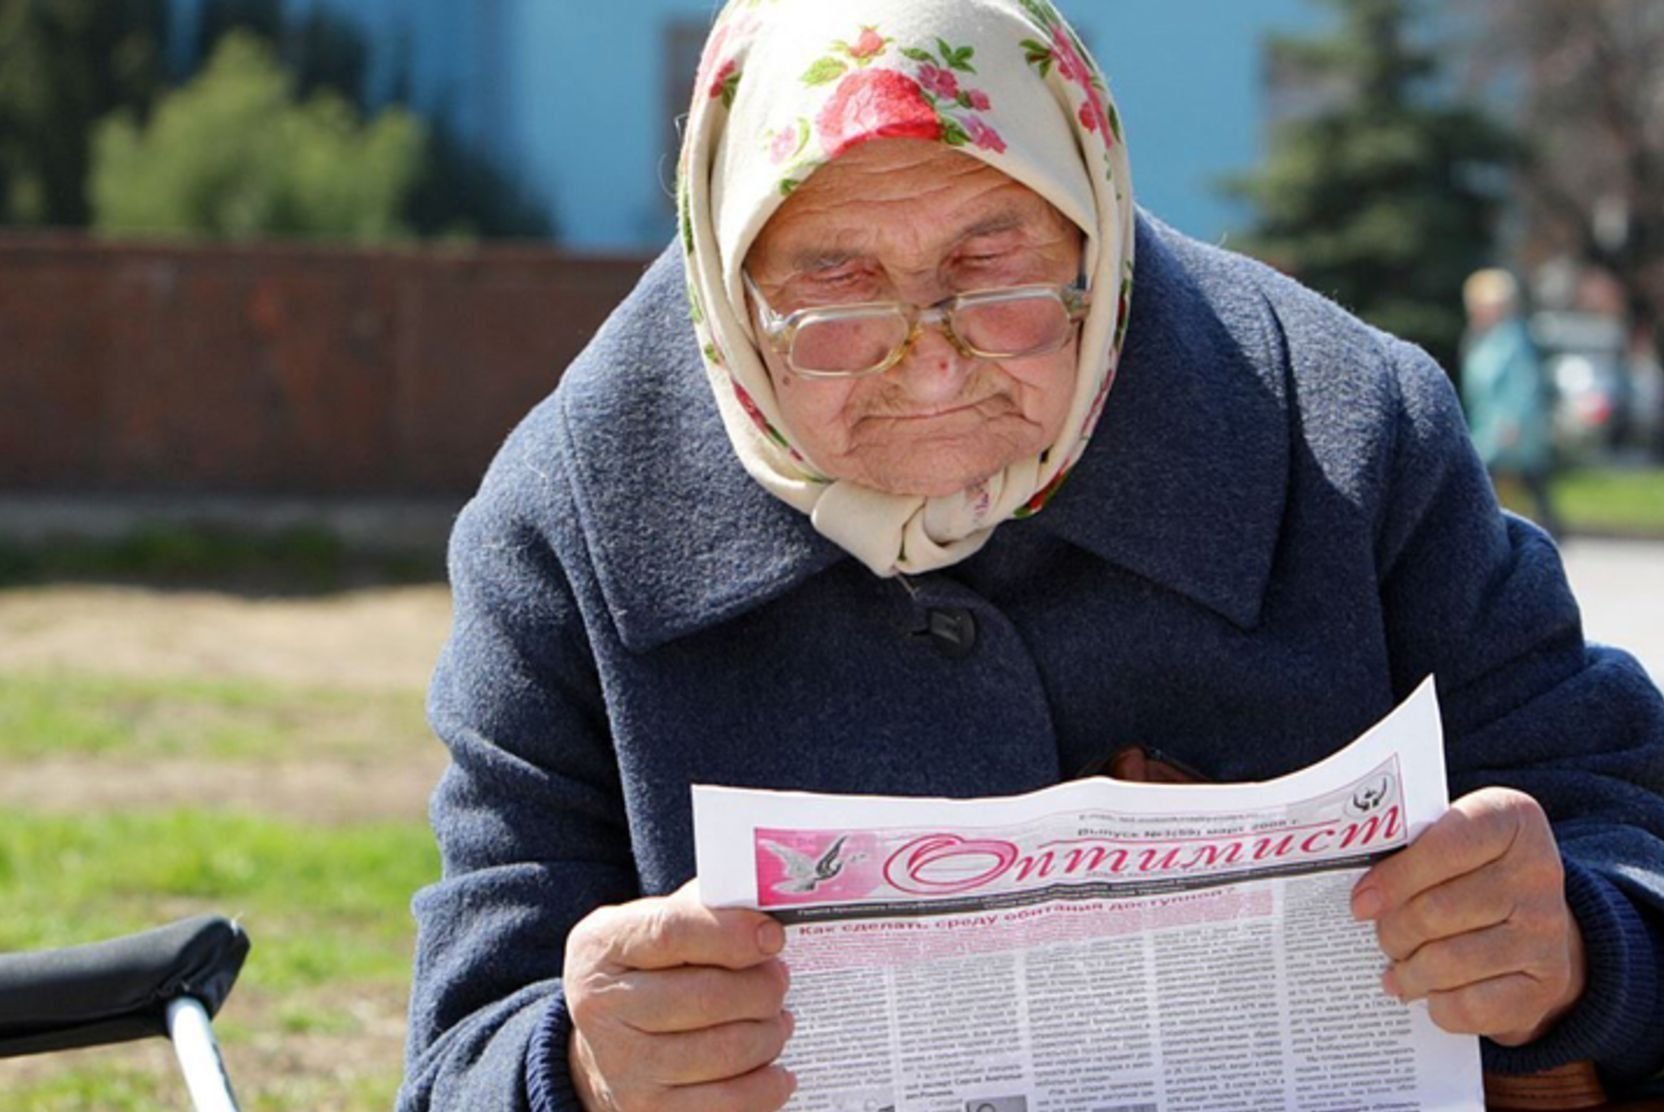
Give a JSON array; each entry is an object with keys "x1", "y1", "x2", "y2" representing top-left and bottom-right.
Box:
[{"x1": 742, "y1": 270, "x2": 1091, "y2": 379}]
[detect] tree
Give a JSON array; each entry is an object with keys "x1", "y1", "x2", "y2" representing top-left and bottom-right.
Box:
[
  {"x1": 407, "y1": 120, "x2": 553, "y2": 241},
  {"x1": 189, "y1": 0, "x2": 552, "y2": 240},
  {"x1": 0, "y1": 0, "x2": 168, "y2": 226},
  {"x1": 1462, "y1": 1, "x2": 1664, "y2": 375},
  {"x1": 89, "y1": 31, "x2": 425, "y2": 243},
  {"x1": 1225, "y1": 0, "x2": 1516, "y2": 373},
  {"x1": 198, "y1": 0, "x2": 368, "y2": 106}
]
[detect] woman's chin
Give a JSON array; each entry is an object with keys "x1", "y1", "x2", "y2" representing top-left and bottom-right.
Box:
[
  {"x1": 812, "y1": 411, "x2": 1053, "y2": 497},
  {"x1": 852, "y1": 447, "x2": 1027, "y2": 498}
]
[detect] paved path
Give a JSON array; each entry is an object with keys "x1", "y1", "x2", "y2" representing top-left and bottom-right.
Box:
[{"x1": 1560, "y1": 537, "x2": 1664, "y2": 684}]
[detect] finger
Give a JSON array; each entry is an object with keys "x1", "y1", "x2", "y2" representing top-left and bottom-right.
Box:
[
  {"x1": 1384, "y1": 920, "x2": 1534, "y2": 1000},
  {"x1": 660, "y1": 1064, "x2": 798, "y2": 1112},
  {"x1": 610, "y1": 961, "x2": 790, "y2": 1032},
  {"x1": 1424, "y1": 972, "x2": 1547, "y2": 1041},
  {"x1": 1353, "y1": 788, "x2": 1534, "y2": 919},
  {"x1": 1373, "y1": 862, "x2": 1517, "y2": 960},
  {"x1": 641, "y1": 1013, "x2": 795, "y2": 1087},
  {"x1": 591, "y1": 888, "x2": 786, "y2": 972}
]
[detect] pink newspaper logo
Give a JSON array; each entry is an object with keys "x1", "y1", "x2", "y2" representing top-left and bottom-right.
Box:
[{"x1": 754, "y1": 830, "x2": 881, "y2": 906}]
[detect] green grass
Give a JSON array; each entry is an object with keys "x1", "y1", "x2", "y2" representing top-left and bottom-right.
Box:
[
  {"x1": 5, "y1": 1066, "x2": 173, "y2": 1112},
  {"x1": 0, "y1": 810, "x2": 437, "y2": 990},
  {"x1": 246, "y1": 1073, "x2": 402, "y2": 1112},
  {"x1": 0, "y1": 524, "x2": 442, "y2": 591},
  {"x1": 0, "y1": 672, "x2": 429, "y2": 760},
  {"x1": 276, "y1": 1001, "x2": 362, "y2": 1036},
  {"x1": 1553, "y1": 467, "x2": 1664, "y2": 533},
  {"x1": 0, "y1": 809, "x2": 434, "y2": 1108},
  {"x1": 0, "y1": 582, "x2": 441, "y2": 1109},
  {"x1": 5, "y1": 1063, "x2": 400, "y2": 1112}
]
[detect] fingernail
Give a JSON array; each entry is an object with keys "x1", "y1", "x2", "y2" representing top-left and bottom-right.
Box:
[
  {"x1": 783, "y1": 1069, "x2": 798, "y2": 1094},
  {"x1": 1352, "y1": 886, "x2": 1384, "y2": 920},
  {"x1": 1381, "y1": 968, "x2": 1400, "y2": 999},
  {"x1": 757, "y1": 919, "x2": 785, "y2": 955},
  {"x1": 783, "y1": 1010, "x2": 796, "y2": 1038}
]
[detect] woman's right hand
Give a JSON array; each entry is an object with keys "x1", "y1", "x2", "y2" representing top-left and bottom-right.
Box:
[{"x1": 564, "y1": 879, "x2": 797, "y2": 1111}]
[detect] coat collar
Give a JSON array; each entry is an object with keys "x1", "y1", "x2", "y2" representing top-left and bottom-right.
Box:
[
  {"x1": 559, "y1": 215, "x2": 1289, "y2": 653},
  {"x1": 1033, "y1": 215, "x2": 1290, "y2": 629}
]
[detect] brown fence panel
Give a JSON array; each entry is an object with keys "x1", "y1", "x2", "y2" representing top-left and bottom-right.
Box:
[{"x1": 0, "y1": 234, "x2": 651, "y2": 497}]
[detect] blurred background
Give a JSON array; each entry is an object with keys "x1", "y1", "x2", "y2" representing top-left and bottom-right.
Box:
[{"x1": 0, "y1": 0, "x2": 1659, "y2": 1108}]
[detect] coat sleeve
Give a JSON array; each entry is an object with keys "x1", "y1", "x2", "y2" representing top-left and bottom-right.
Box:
[
  {"x1": 1374, "y1": 339, "x2": 1664, "y2": 1086},
  {"x1": 398, "y1": 444, "x2": 634, "y2": 1111}
]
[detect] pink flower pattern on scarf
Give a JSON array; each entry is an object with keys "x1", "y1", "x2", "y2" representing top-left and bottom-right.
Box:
[
  {"x1": 1019, "y1": 0, "x2": 1121, "y2": 173},
  {"x1": 784, "y1": 26, "x2": 1006, "y2": 189},
  {"x1": 815, "y1": 68, "x2": 942, "y2": 159}
]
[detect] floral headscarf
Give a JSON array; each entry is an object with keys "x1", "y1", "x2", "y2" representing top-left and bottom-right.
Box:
[{"x1": 679, "y1": 0, "x2": 1134, "y2": 577}]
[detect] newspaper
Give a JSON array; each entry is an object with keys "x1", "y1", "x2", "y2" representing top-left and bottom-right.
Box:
[{"x1": 694, "y1": 677, "x2": 1484, "y2": 1111}]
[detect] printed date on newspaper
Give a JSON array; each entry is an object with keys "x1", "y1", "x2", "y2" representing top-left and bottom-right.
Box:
[{"x1": 694, "y1": 677, "x2": 1484, "y2": 1112}]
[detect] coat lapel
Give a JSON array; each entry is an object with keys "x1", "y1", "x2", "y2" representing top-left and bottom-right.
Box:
[
  {"x1": 554, "y1": 246, "x2": 846, "y2": 654},
  {"x1": 1032, "y1": 215, "x2": 1291, "y2": 630}
]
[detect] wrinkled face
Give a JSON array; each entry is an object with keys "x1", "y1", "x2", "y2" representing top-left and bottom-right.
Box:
[{"x1": 744, "y1": 139, "x2": 1083, "y2": 498}]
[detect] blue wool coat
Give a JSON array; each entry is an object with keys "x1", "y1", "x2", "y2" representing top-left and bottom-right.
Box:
[{"x1": 400, "y1": 216, "x2": 1664, "y2": 1110}]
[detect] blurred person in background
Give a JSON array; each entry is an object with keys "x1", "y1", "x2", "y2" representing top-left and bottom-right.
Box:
[
  {"x1": 401, "y1": 2, "x2": 1664, "y2": 1108},
  {"x1": 1462, "y1": 268, "x2": 1562, "y2": 538}
]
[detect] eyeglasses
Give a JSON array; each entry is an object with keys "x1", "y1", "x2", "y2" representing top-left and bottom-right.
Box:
[{"x1": 744, "y1": 272, "x2": 1090, "y2": 379}]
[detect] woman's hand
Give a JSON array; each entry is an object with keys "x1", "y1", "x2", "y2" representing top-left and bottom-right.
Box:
[
  {"x1": 564, "y1": 879, "x2": 797, "y2": 1111},
  {"x1": 1351, "y1": 787, "x2": 1585, "y2": 1045}
]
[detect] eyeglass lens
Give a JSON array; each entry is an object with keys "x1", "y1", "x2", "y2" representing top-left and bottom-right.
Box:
[
  {"x1": 957, "y1": 298, "x2": 1072, "y2": 356},
  {"x1": 789, "y1": 294, "x2": 1073, "y2": 375},
  {"x1": 792, "y1": 315, "x2": 908, "y2": 376}
]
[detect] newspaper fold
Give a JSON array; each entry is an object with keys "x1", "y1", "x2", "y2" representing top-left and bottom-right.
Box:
[{"x1": 695, "y1": 676, "x2": 1484, "y2": 1111}]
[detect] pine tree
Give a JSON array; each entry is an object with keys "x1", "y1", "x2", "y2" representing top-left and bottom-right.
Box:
[{"x1": 1226, "y1": 0, "x2": 1515, "y2": 374}]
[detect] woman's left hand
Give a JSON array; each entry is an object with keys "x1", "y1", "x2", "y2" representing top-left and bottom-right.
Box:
[{"x1": 1350, "y1": 787, "x2": 1586, "y2": 1045}]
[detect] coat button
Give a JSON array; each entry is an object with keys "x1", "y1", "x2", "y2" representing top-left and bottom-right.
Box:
[{"x1": 925, "y1": 607, "x2": 978, "y2": 658}]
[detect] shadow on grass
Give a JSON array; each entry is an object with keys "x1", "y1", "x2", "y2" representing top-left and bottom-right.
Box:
[{"x1": 0, "y1": 525, "x2": 445, "y2": 596}]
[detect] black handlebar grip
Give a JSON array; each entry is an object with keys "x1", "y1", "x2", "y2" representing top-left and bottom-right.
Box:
[{"x1": 0, "y1": 915, "x2": 250, "y2": 1058}]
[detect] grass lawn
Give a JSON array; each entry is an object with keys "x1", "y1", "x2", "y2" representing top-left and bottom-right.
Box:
[
  {"x1": 0, "y1": 641, "x2": 443, "y2": 1109},
  {"x1": 1492, "y1": 466, "x2": 1664, "y2": 536},
  {"x1": 0, "y1": 807, "x2": 437, "y2": 1110},
  {"x1": 0, "y1": 810, "x2": 436, "y2": 987},
  {"x1": 1553, "y1": 467, "x2": 1664, "y2": 534},
  {"x1": 0, "y1": 525, "x2": 441, "y2": 591},
  {"x1": 0, "y1": 672, "x2": 430, "y2": 761},
  {"x1": 9, "y1": 1068, "x2": 400, "y2": 1112}
]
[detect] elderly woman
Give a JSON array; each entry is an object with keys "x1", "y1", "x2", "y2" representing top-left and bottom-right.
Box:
[{"x1": 400, "y1": 1, "x2": 1664, "y2": 1108}]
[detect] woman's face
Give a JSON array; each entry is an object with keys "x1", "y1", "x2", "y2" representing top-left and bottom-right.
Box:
[{"x1": 744, "y1": 139, "x2": 1084, "y2": 498}]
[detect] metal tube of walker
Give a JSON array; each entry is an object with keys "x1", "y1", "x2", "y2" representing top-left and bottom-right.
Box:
[{"x1": 166, "y1": 996, "x2": 242, "y2": 1112}]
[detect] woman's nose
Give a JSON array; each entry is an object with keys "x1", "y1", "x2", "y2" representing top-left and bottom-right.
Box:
[{"x1": 890, "y1": 322, "x2": 974, "y2": 403}]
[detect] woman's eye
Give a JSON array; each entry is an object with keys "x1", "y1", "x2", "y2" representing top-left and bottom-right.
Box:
[
  {"x1": 804, "y1": 269, "x2": 874, "y2": 299},
  {"x1": 961, "y1": 252, "x2": 1023, "y2": 274}
]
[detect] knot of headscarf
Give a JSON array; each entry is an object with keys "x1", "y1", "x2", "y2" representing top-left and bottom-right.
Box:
[{"x1": 679, "y1": 0, "x2": 1134, "y2": 577}]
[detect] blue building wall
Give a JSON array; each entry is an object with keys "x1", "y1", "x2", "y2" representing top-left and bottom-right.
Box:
[{"x1": 168, "y1": 0, "x2": 1326, "y2": 253}]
